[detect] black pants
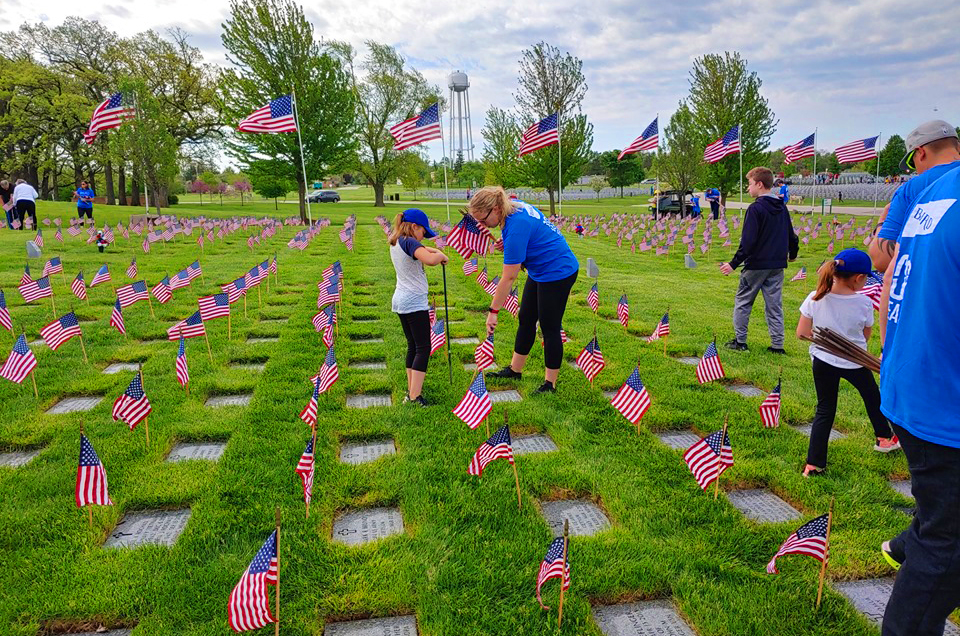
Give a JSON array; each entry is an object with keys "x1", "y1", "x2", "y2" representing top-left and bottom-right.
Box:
[
  {"x1": 398, "y1": 310, "x2": 431, "y2": 372},
  {"x1": 515, "y1": 271, "x2": 578, "y2": 370},
  {"x1": 15, "y1": 200, "x2": 36, "y2": 229},
  {"x1": 883, "y1": 423, "x2": 960, "y2": 635},
  {"x1": 806, "y1": 357, "x2": 893, "y2": 468},
  {"x1": 710, "y1": 201, "x2": 720, "y2": 220},
  {"x1": 78, "y1": 207, "x2": 93, "y2": 220}
]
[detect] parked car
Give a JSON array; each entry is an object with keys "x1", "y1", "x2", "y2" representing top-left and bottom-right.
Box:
[
  {"x1": 649, "y1": 190, "x2": 693, "y2": 217},
  {"x1": 640, "y1": 178, "x2": 657, "y2": 184},
  {"x1": 307, "y1": 190, "x2": 340, "y2": 203}
]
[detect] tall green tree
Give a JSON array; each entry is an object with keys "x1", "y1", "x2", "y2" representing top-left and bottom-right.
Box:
[
  {"x1": 220, "y1": 0, "x2": 356, "y2": 222},
  {"x1": 480, "y1": 106, "x2": 522, "y2": 189},
  {"x1": 600, "y1": 150, "x2": 644, "y2": 197},
  {"x1": 655, "y1": 101, "x2": 702, "y2": 199},
  {"x1": 397, "y1": 152, "x2": 428, "y2": 199},
  {"x1": 872, "y1": 134, "x2": 906, "y2": 177},
  {"x1": 251, "y1": 173, "x2": 294, "y2": 209},
  {"x1": 687, "y1": 52, "x2": 776, "y2": 205}
]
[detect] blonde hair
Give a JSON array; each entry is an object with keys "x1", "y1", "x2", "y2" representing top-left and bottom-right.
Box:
[
  {"x1": 468, "y1": 186, "x2": 517, "y2": 224},
  {"x1": 813, "y1": 259, "x2": 862, "y2": 301},
  {"x1": 388, "y1": 212, "x2": 420, "y2": 246}
]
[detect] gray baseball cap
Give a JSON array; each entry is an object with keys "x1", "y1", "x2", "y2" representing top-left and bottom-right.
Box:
[{"x1": 901, "y1": 119, "x2": 958, "y2": 172}]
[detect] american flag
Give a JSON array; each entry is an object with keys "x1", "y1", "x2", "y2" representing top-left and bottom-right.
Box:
[
  {"x1": 835, "y1": 135, "x2": 879, "y2": 164},
  {"x1": 237, "y1": 95, "x2": 297, "y2": 133},
  {"x1": 429, "y1": 301, "x2": 437, "y2": 326},
  {"x1": 126, "y1": 258, "x2": 138, "y2": 279},
  {"x1": 857, "y1": 271, "x2": 884, "y2": 310},
  {"x1": 617, "y1": 294, "x2": 629, "y2": 328},
  {"x1": 186, "y1": 261, "x2": 203, "y2": 282},
  {"x1": 67, "y1": 225, "x2": 81, "y2": 237},
  {"x1": 152, "y1": 276, "x2": 172, "y2": 304},
  {"x1": 40, "y1": 312, "x2": 82, "y2": 350},
  {"x1": 647, "y1": 313, "x2": 670, "y2": 342},
  {"x1": 75, "y1": 434, "x2": 113, "y2": 507},
  {"x1": 618, "y1": 116, "x2": 659, "y2": 159},
  {"x1": 198, "y1": 293, "x2": 231, "y2": 321},
  {"x1": 227, "y1": 530, "x2": 278, "y2": 632},
  {"x1": 316, "y1": 277, "x2": 340, "y2": 308},
  {"x1": 703, "y1": 125, "x2": 740, "y2": 163},
  {"x1": 453, "y1": 373, "x2": 492, "y2": 429},
  {"x1": 759, "y1": 381, "x2": 782, "y2": 428},
  {"x1": 84, "y1": 92, "x2": 135, "y2": 144},
  {"x1": 429, "y1": 319, "x2": 447, "y2": 355},
  {"x1": 504, "y1": 287, "x2": 520, "y2": 317},
  {"x1": 696, "y1": 341, "x2": 725, "y2": 384},
  {"x1": 477, "y1": 267, "x2": 488, "y2": 289},
  {"x1": 446, "y1": 214, "x2": 492, "y2": 259},
  {"x1": 475, "y1": 333, "x2": 495, "y2": 371},
  {"x1": 576, "y1": 337, "x2": 605, "y2": 382},
  {"x1": 766, "y1": 513, "x2": 829, "y2": 574},
  {"x1": 392, "y1": 102, "x2": 442, "y2": 151},
  {"x1": 116, "y1": 281, "x2": 149, "y2": 308},
  {"x1": 587, "y1": 283, "x2": 599, "y2": 312},
  {"x1": 610, "y1": 367, "x2": 651, "y2": 424},
  {"x1": 109, "y1": 299, "x2": 125, "y2": 334},
  {"x1": 683, "y1": 428, "x2": 733, "y2": 491},
  {"x1": 42, "y1": 257, "x2": 63, "y2": 276},
  {"x1": 169, "y1": 269, "x2": 191, "y2": 290},
  {"x1": 468, "y1": 424, "x2": 514, "y2": 476},
  {"x1": 55, "y1": 227, "x2": 63, "y2": 242},
  {"x1": 175, "y1": 335, "x2": 189, "y2": 388},
  {"x1": 222, "y1": 276, "x2": 247, "y2": 304},
  {"x1": 0, "y1": 335, "x2": 37, "y2": 384},
  {"x1": 90, "y1": 264, "x2": 111, "y2": 287},
  {"x1": 166, "y1": 311, "x2": 206, "y2": 340},
  {"x1": 790, "y1": 267, "x2": 807, "y2": 282},
  {"x1": 299, "y1": 378, "x2": 320, "y2": 427},
  {"x1": 20, "y1": 264, "x2": 31, "y2": 285},
  {"x1": 484, "y1": 276, "x2": 500, "y2": 296},
  {"x1": 315, "y1": 346, "x2": 339, "y2": 394},
  {"x1": 295, "y1": 435, "x2": 315, "y2": 505},
  {"x1": 535, "y1": 536, "x2": 570, "y2": 610},
  {"x1": 270, "y1": 255, "x2": 278, "y2": 275},
  {"x1": 111, "y1": 371, "x2": 152, "y2": 430},
  {"x1": 70, "y1": 272, "x2": 87, "y2": 301},
  {"x1": 0, "y1": 291, "x2": 11, "y2": 331},
  {"x1": 18, "y1": 276, "x2": 53, "y2": 303},
  {"x1": 463, "y1": 258, "x2": 479, "y2": 276},
  {"x1": 783, "y1": 133, "x2": 816, "y2": 165},
  {"x1": 519, "y1": 113, "x2": 559, "y2": 157}
]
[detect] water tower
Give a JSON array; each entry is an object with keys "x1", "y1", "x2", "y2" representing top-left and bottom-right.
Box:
[{"x1": 447, "y1": 71, "x2": 474, "y2": 164}]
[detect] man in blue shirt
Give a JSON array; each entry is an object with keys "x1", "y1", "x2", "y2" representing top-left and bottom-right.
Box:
[
  {"x1": 690, "y1": 193, "x2": 701, "y2": 218},
  {"x1": 777, "y1": 180, "x2": 789, "y2": 204},
  {"x1": 878, "y1": 166, "x2": 960, "y2": 635},
  {"x1": 705, "y1": 187, "x2": 721, "y2": 219},
  {"x1": 75, "y1": 180, "x2": 95, "y2": 225}
]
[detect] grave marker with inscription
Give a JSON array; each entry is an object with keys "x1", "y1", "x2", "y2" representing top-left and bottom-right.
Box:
[
  {"x1": 339, "y1": 439, "x2": 396, "y2": 464},
  {"x1": 489, "y1": 389, "x2": 521, "y2": 403},
  {"x1": 592, "y1": 600, "x2": 697, "y2": 636},
  {"x1": 349, "y1": 361, "x2": 387, "y2": 370},
  {"x1": 166, "y1": 441, "x2": 227, "y2": 463},
  {"x1": 451, "y1": 337, "x2": 479, "y2": 345},
  {"x1": 726, "y1": 489, "x2": 802, "y2": 523},
  {"x1": 540, "y1": 499, "x2": 611, "y2": 537},
  {"x1": 332, "y1": 508, "x2": 404, "y2": 546},
  {"x1": 104, "y1": 509, "x2": 191, "y2": 548},
  {"x1": 103, "y1": 363, "x2": 141, "y2": 374},
  {"x1": 346, "y1": 394, "x2": 392, "y2": 409},
  {"x1": 46, "y1": 396, "x2": 104, "y2": 414},
  {"x1": 324, "y1": 615, "x2": 418, "y2": 635},
  {"x1": 0, "y1": 449, "x2": 42, "y2": 467},
  {"x1": 792, "y1": 423, "x2": 846, "y2": 440},
  {"x1": 656, "y1": 431, "x2": 701, "y2": 451},
  {"x1": 205, "y1": 394, "x2": 252, "y2": 408},
  {"x1": 247, "y1": 337, "x2": 279, "y2": 343},
  {"x1": 835, "y1": 579, "x2": 960, "y2": 634},
  {"x1": 726, "y1": 384, "x2": 765, "y2": 398},
  {"x1": 513, "y1": 434, "x2": 558, "y2": 456}
]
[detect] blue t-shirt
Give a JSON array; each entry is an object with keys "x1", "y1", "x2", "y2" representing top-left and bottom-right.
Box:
[
  {"x1": 880, "y1": 166, "x2": 960, "y2": 448},
  {"x1": 706, "y1": 188, "x2": 720, "y2": 202},
  {"x1": 779, "y1": 184, "x2": 789, "y2": 202},
  {"x1": 877, "y1": 160, "x2": 960, "y2": 242},
  {"x1": 691, "y1": 195, "x2": 701, "y2": 213},
  {"x1": 76, "y1": 188, "x2": 95, "y2": 209},
  {"x1": 502, "y1": 201, "x2": 578, "y2": 282}
]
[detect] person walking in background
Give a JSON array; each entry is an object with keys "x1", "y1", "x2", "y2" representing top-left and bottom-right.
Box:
[
  {"x1": 778, "y1": 179, "x2": 790, "y2": 204},
  {"x1": 690, "y1": 193, "x2": 701, "y2": 218},
  {"x1": 705, "y1": 186, "x2": 721, "y2": 220},
  {"x1": 468, "y1": 186, "x2": 579, "y2": 394},
  {"x1": 75, "y1": 180, "x2": 95, "y2": 226},
  {"x1": 388, "y1": 208, "x2": 449, "y2": 407},
  {"x1": 795, "y1": 249, "x2": 899, "y2": 477},
  {"x1": 719, "y1": 167, "x2": 799, "y2": 353},
  {"x1": 0, "y1": 180, "x2": 13, "y2": 229},
  {"x1": 12, "y1": 179, "x2": 38, "y2": 229}
]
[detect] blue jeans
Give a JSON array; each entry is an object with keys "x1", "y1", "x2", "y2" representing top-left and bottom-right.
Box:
[
  {"x1": 883, "y1": 423, "x2": 960, "y2": 635},
  {"x1": 3, "y1": 207, "x2": 12, "y2": 229}
]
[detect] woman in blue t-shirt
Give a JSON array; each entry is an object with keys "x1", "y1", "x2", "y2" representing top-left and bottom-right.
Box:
[
  {"x1": 468, "y1": 186, "x2": 579, "y2": 394},
  {"x1": 75, "y1": 181, "x2": 95, "y2": 225}
]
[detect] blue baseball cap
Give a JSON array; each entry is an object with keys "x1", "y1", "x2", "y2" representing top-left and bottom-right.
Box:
[
  {"x1": 833, "y1": 248, "x2": 872, "y2": 275},
  {"x1": 401, "y1": 208, "x2": 436, "y2": 238}
]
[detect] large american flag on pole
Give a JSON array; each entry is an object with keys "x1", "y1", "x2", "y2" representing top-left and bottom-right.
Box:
[
  {"x1": 783, "y1": 133, "x2": 816, "y2": 165},
  {"x1": 75, "y1": 434, "x2": 113, "y2": 507},
  {"x1": 683, "y1": 429, "x2": 733, "y2": 491},
  {"x1": 237, "y1": 95, "x2": 297, "y2": 133},
  {"x1": 0, "y1": 335, "x2": 38, "y2": 384},
  {"x1": 40, "y1": 312, "x2": 82, "y2": 350},
  {"x1": 759, "y1": 381, "x2": 782, "y2": 428},
  {"x1": 696, "y1": 341, "x2": 725, "y2": 384},
  {"x1": 618, "y1": 116, "x2": 659, "y2": 160},
  {"x1": 519, "y1": 113, "x2": 559, "y2": 157},
  {"x1": 835, "y1": 135, "x2": 879, "y2": 164},
  {"x1": 227, "y1": 529, "x2": 278, "y2": 632},
  {"x1": 703, "y1": 125, "x2": 740, "y2": 163},
  {"x1": 535, "y1": 537, "x2": 570, "y2": 610},
  {"x1": 84, "y1": 92, "x2": 136, "y2": 144},
  {"x1": 111, "y1": 371, "x2": 152, "y2": 430},
  {"x1": 391, "y1": 103, "x2": 442, "y2": 151},
  {"x1": 766, "y1": 514, "x2": 829, "y2": 574},
  {"x1": 453, "y1": 373, "x2": 492, "y2": 429},
  {"x1": 609, "y1": 367, "x2": 651, "y2": 425},
  {"x1": 468, "y1": 424, "x2": 514, "y2": 477}
]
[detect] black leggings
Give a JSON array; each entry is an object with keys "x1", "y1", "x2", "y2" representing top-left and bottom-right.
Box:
[
  {"x1": 806, "y1": 356, "x2": 893, "y2": 467},
  {"x1": 16, "y1": 200, "x2": 36, "y2": 229},
  {"x1": 398, "y1": 310, "x2": 431, "y2": 372},
  {"x1": 78, "y1": 207, "x2": 93, "y2": 220},
  {"x1": 515, "y1": 271, "x2": 578, "y2": 369}
]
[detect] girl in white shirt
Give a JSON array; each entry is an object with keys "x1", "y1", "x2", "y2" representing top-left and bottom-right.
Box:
[{"x1": 796, "y1": 248, "x2": 899, "y2": 476}]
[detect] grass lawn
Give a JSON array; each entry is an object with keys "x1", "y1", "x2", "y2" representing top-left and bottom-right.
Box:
[{"x1": 0, "y1": 198, "x2": 935, "y2": 635}]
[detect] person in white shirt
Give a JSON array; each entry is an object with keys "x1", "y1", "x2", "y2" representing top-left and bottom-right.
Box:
[
  {"x1": 795, "y1": 248, "x2": 899, "y2": 476},
  {"x1": 12, "y1": 179, "x2": 38, "y2": 230}
]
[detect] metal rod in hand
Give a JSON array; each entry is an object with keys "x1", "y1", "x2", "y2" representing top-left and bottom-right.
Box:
[{"x1": 442, "y1": 263, "x2": 452, "y2": 384}]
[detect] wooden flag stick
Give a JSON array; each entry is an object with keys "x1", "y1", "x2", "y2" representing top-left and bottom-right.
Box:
[
  {"x1": 715, "y1": 414, "x2": 729, "y2": 501},
  {"x1": 506, "y1": 413, "x2": 521, "y2": 509},
  {"x1": 816, "y1": 497, "x2": 835, "y2": 609},
  {"x1": 146, "y1": 293, "x2": 154, "y2": 319},
  {"x1": 485, "y1": 416, "x2": 489, "y2": 438},
  {"x1": 306, "y1": 427, "x2": 316, "y2": 520},
  {"x1": 29, "y1": 366, "x2": 38, "y2": 398},
  {"x1": 227, "y1": 313, "x2": 232, "y2": 341},
  {"x1": 257, "y1": 284, "x2": 262, "y2": 308},
  {"x1": 274, "y1": 506, "x2": 281, "y2": 636},
  {"x1": 78, "y1": 334, "x2": 89, "y2": 364},
  {"x1": 243, "y1": 294, "x2": 247, "y2": 319},
  {"x1": 50, "y1": 295, "x2": 57, "y2": 320},
  {"x1": 204, "y1": 331, "x2": 213, "y2": 363},
  {"x1": 139, "y1": 365, "x2": 150, "y2": 448},
  {"x1": 558, "y1": 519, "x2": 569, "y2": 628}
]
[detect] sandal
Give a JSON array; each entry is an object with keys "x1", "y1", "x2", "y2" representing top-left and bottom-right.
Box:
[{"x1": 802, "y1": 465, "x2": 825, "y2": 478}]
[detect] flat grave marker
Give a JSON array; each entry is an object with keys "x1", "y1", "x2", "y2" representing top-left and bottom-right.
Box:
[
  {"x1": 205, "y1": 394, "x2": 252, "y2": 408},
  {"x1": 726, "y1": 489, "x2": 802, "y2": 523},
  {"x1": 835, "y1": 579, "x2": 960, "y2": 634},
  {"x1": 352, "y1": 317, "x2": 379, "y2": 323},
  {"x1": 656, "y1": 430, "x2": 701, "y2": 451},
  {"x1": 340, "y1": 439, "x2": 396, "y2": 464},
  {"x1": 592, "y1": 600, "x2": 697, "y2": 636},
  {"x1": 28, "y1": 339, "x2": 44, "y2": 347},
  {"x1": 73, "y1": 629, "x2": 134, "y2": 636},
  {"x1": 166, "y1": 441, "x2": 227, "y2": 463},
  {"x1": 489, "y1": 389, "x2": 521, "y2": 403},
  {"x1": 602, "y1": 390, "x2": 616, "y2": 399},
  {"x1": 332, "y1": 507, "x2": 404, "y2": 546},
  {"x1": 540, "y1": 499, "x2": 611, "y2": 537},
  {"x1": 103, "y1": 363, "x2": 140, "y2": 374},
  {"x1": 451, "y1": 337, "x2": 479, "y2": 345},
  {"x1": 346, "y1": 394, "x2": 392, "y2": 409},
  {"x1": 726, "y1": 384, "x2": 765, "y2": 398},
  {"x1": 675, "y1": 357, "x2": 700, "y2": 366},
  {"x1": 324, "y1": 615, "x2": 417, "y2": 635},
  {"x1": 104, "y1": 508, "x2": 191, "y2": 548},
  {"x1": 260, "y1": 317, "x2": 289, "y2": 323},
  {"x1": 46, "y1": 396, "x2": 104, "y2": 415},
  {"x1": 889, "y1": 479, "x2": 913, "y2": 499},
  {"x1": 513, "y1": 433, "x2": 558, "y2": 456},
  {"x1": 0, "y1": 449, "x2": 42, "y2": 467},
  {"x1": 247, "y1": 337, "x2": 279, "y2": 344},
  {"x1": 348, "y1": 361, "x2": 387, "y2": 370},
  {"x1": 230, "y1": 362, "x2": 266, "y2": 371},
  {"x1": 463, "y1": 362, "x2": 478, "y2": 371},
  {"x1": 350, "y1": 337, "x2": 384, "y2": 344},
  {"x1": 792, "y1": 423, "x2": 846, "y2": 441}
]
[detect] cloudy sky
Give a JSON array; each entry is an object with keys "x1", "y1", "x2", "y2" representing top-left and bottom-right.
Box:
[{"x1": 8, "y1": 0, "x2": 960, "y2": 162}]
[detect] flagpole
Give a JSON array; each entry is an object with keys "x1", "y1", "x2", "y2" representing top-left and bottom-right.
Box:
[
  {"x1": 438, "y1": 103, "x2": 451, "y2": 225},
  {"x1": 812, "y1": 128, "x2": 818, "y2": 213},
  {"x1": 655, "y1": 114, "x2": 660, "y2": 217},
  {"x1": 873, "y1": 133, "x2": 882, "y2": 214},
  {"x1": 442, "y1": 263, "x2": 452, "y2": 384},
  {"x1": 557, "y1": 112, "x2": 563, "y2": 220},
  {"x1": 738, "y1": 122, "x2": 743, "y2": 206},
  {"x1": 291, "y1": 89, "x2": 313, "y2": 227}
]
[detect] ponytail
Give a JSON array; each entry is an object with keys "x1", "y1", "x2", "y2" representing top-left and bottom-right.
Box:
[
  {"x1": 389, "y1": 212, "x2": 417, "y2": 246},
  {"x1": 813, "y1": 258, "x2": 860, "y2": 300}
]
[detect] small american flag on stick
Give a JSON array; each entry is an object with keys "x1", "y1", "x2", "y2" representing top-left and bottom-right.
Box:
[
  {"x1": 767, "y1": 513, "x2": 829, "y2": 574},
  {"x1": 175, "y1": 335, "x2": 189, "y2": 388},
  {"x1": 126, "y1": 258, "x2": 138, "y2": 279},
  {"x1": 295, "y1": 435, "x2": 315, "y2": 507},
  {"x1": 468, "y1": 424, "x2": 514, "y2": 477},
  {"x1": 452, "y1": 373, "x2": 492, "y2": 429},
  {"x1": 227, "y1": 529, "x2": 278, "y2": 632},
  {"x1": 683, "y1": 427, "x2": 733, "y2": 491},
  {"x1": 696, "y1": 340, "x2": 725, "y2": 384},
  {"x1": 610, "y1": 367, "x2": 651, "y2": 425},
  {"x1": 429, "y1": 319, "x2": 446, "y2": 355},
  {"x1": 617, "y1": 294, "x2": 629, "y2": 328},
  {"x1": 76, "y1": 433, "x2": 113, "y2": 507},
  {"x1": 535, "y1": 535, "x2": 570, "y2": 610},
  {"x1": 474, "y1": 333, "x2": 495, "y2": 371},
  {"x1": 109, "y1": 300, "x2": 125, "y2": 335},
  {"x1": 575, "y1": 337, "x2": 605, "y2": 382},
  {"x1": 0, "y1": 335, "x2": 37, "y2": 384},
  {"x1": 647, "y1": 313, "x2": 670, "y2": 342},
  {"x1": 116, "y1": 281, "x2": 149, "y2": 308},
  {"x1": 111, "y1": 370, "x2": 152, "y2": 430},
  {"x1": 790, "y1": 267, "x2": 807, "y2": 282},
  {"x1": 759, "y1": 381, "x2": 782, "y2": 428},
  {"x1": 587, "y1": 283, "x2": 599, "y2": 312},
  {"x1": 0, "y1": 291, "x2": 11, "y2": 331},
  {"x1": 40, "y1": 312, "x2": 82, "y2": 350}
]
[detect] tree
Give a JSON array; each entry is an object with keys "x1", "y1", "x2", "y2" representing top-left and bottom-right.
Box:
[
  {"x1": 234, "y1": 179, "x2": 251, "y2": 205},
  {"x1": 656, "y1": 101, "x2": 703, "y2": 199},
  {"x1": 875, "y1": 134, "x2": 906, "y2": 178},
  {"x1": 251, "y1": 174, "x2": 294, "y2": 210},
  {"x1": 220, "y1": 0, "x2": 356, "y2": 222},
  {"x1": 457, "y1": 161, "x2": 485, "y2": 188},
  {"x1": 600, "y1": 150, "x2": 644, "y2": 197},
  {"x1": 337, "y1": 41, "x2": 439, "y2": 207},
  {"x1": 589, "y1": 176, "x2": 607, "y2": 200},
  {"x1": 687, "y1": 52, "x2": 776, "y2": 205},
  {"x1": 397, "y1": 153, "x2": 428, "y2": 199},
  {"x1": 481, "y1": 106, "x2": 522, "y2": 188}
]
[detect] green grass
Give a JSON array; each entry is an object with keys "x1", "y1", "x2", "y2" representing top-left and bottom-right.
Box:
[{"x1": 0, "y1": 198, "x2": 930, "y2": 635}]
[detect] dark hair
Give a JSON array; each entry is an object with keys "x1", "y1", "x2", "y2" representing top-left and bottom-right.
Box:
[
  {"x1": 813, "y1": 259, "x2": 861, "y2": 301},
  {"x1": 746, "y1": 167, "x2": 774, "y2": 189}
]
